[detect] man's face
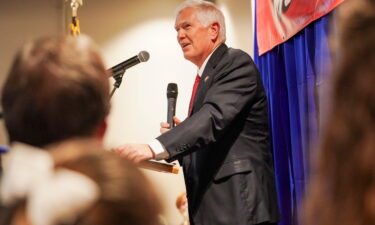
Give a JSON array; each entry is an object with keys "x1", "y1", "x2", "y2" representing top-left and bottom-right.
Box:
[{"x1": 175, "y1": 8, "x2": 214, "y2": 67}]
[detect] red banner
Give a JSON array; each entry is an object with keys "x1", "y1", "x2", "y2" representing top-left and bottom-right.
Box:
[{"x1": 256, "y1": 0, "x2": 345, "y2": 55}]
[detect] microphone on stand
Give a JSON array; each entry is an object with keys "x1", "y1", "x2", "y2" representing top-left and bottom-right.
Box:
[
  {"x1": 108, "y1": 51, "x2": 150, "y2": 98},
  {"x1": 167, "y1": 83, "x2": 178, "y2": 128},
  {"x1": 109, "y1": 51, "x2": 150, "y2": 77}
]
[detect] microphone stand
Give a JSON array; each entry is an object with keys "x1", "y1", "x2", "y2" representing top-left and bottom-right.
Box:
[
  {"x1": 110, "y1": 71, "x2": 125, "y2": 99},
  {"x1": 108, "y1": 71, "x2": 179, "y2": 174}
]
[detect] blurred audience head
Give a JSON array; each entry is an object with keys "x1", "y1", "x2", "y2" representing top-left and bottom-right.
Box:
[
  {"x1": 1, "y1": 35, "x2": 110, "y2": 148},
  {"x1": 305, "y1": 0, "x2": 375, "y2": 225},
  {"x1": 0, "y1": 149, "x2": 162, "y2": 225}
]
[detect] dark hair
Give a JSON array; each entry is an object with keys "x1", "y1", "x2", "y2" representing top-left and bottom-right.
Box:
[
  {"x1": 305, "y1": 0, "x2": 375, "y2": 225},
  {"x1": 1, "y1": 35, "x2": 110, "y2": 147}
]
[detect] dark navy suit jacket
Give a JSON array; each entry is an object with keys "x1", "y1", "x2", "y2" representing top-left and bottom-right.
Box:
[{"x1": 157, "y1": 43, "x2": 279, "y2": 225}]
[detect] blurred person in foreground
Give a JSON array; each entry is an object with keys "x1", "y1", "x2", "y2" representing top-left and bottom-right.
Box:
[
  {"x1": 304, "y1": 0, "x2": 375, "y2": 225},
  {"x1": 114, "y1": 0, "x2": 279, "y2": 224},
  {"x1": 1, "y1": 35, "x2": 109, "y2": 149},
  {"x1": 0, "y1": 147, "x2": 162, "y2": 225},
  {"x1": 0, "y1": 35, "x2": 162, "y2": 225}
]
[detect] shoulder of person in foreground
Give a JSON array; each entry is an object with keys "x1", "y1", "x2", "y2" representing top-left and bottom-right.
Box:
[{"x1": 0, "y1": 146, "x2": 163, "y2": 225}]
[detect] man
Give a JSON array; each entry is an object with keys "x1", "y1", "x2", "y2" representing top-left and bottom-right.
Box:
[{"x1": 115, "y1": 1, "x2": 279, "y2": 224}]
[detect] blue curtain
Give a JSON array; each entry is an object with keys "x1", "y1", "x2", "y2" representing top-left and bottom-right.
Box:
[{"x1": 254, "y1": 11, "x2": 333, "y2": 225}]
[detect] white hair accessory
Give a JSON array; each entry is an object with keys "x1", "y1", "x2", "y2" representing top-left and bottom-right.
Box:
[
  {"x1": 28, "y1": 169, "x2": 99, "y2": 225},
  {"x1": 0, "y1": 142, "x2": 99, "y2": 225},
  {"x1": 0, "y1": 143, "x2": 54, "y2": 204}
]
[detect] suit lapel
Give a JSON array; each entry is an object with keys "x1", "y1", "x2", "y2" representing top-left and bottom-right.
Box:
[{"x1": 190, "y1": 43, "x2": 228, "y2": 115}]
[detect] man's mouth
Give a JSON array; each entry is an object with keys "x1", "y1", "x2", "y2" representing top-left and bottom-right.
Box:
[{"x1": 181, "y1": 43, "x2": 190, "y2": 50}]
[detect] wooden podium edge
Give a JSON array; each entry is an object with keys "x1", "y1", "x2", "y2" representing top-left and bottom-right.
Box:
[{"x1": 139, "y1": 160, "x2": 179, "y2": 174}]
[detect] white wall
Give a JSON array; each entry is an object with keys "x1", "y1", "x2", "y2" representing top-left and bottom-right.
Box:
[
  {"x1": 0, "y1": 0, "x2": 253, "y2": 224},
  {"x1": 217, "y1": 0, "x2": 254, "y2": 55}
]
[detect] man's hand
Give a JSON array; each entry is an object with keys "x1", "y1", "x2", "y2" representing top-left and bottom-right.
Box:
[
  {"x1": 160, "y1": 116, "x2": 182, "y2": 134},
  {"x1": 112, "y1": 144, "x2": 154, "y2": 163}
]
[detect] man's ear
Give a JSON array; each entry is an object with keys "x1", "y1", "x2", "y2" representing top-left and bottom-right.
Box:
[
  {"x1": 95, "y1": 118, "x2": 107, "y2": 140},
  {"x1": 209, "y1": 22, "x2": 220, "y2": 41}
]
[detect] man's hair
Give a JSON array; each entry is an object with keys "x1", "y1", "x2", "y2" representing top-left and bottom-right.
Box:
[
  {"x1": 175, "y1": 0, "x2": 226, "y2": 42},
  {"x1": 1, "y1": 35, "x2": 110, "y2": 147}
]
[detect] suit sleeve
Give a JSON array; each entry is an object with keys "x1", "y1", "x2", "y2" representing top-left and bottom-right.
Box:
[{"x1": 157, "y1": 50, "x2": 262, "y2": 162}]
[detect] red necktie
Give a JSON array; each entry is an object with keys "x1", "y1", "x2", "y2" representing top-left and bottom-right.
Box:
[{"x1": 188, "y1": 74, "x2": 201, "y2": 115}]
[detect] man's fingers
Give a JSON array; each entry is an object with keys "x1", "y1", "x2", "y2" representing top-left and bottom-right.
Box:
[
  {"x1": 160, "y1": 122, "x2": 171, "y2": 134},
  {"x1": 112, "y1": 144, "x2": 153, "y2": 163},
  {"x1": 173, "y1": 116, "x2": 182, "y2": 125},
  {"x1": 160, "y1": 122, "x2": 170, "y2": 128},
  {"x1": 113, "y1": 145, "x2": 134, "y2": 160},
  {"x1": 118, "y1": 147, "x2": 132, "y2": 158},
  {"x1": 112, "y1": 146, "x2": 125, "y2": 155},
  {"x1": 127, "y1": 150, "x2": 139, "y2": 162}
]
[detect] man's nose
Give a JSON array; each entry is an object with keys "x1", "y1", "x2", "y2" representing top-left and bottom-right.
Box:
[{"x1": 177, "y1": 30, "x2": 185, "y2": 40}]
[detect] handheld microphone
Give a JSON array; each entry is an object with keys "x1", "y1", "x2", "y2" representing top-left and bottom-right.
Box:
[
  {"x1": 167, "y1": 83, "x2": 178, "y2": 128},
  {"x1": 109, "y1": 51, "x2": 150, "y2": 76}
]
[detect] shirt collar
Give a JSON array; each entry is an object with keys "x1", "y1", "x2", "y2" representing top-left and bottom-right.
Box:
[{"x1": 197, "y1": 45, "x2": 220, "y2": 77}]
